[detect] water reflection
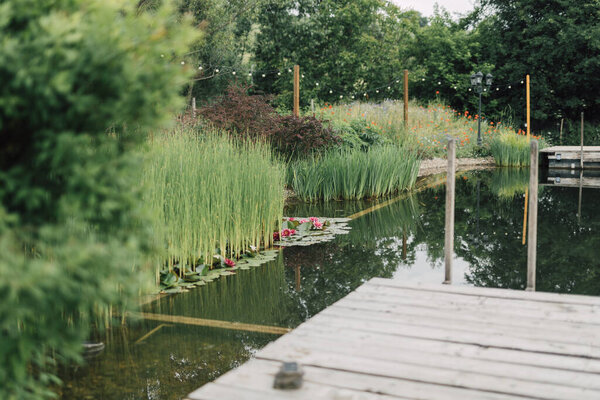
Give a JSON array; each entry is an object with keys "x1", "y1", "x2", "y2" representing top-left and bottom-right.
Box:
[{"x1": 59, "y1": 168, "x2": 600, "y2": 399}]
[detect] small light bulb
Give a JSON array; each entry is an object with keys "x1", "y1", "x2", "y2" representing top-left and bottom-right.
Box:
[
  {"x1": 422, "y1": 78, "x2": 425, "y2": 81},
  {"x1": 316, "y1": 82, "x2": 319, "y2": 86},
  {"x1": 288, "y1": 69, "x2": 292, "y2": 73},
  {"x1": 198, "y1": 66, "x2": 203, "y2": 70},
  {"x1": 508, "y1": 85, "x2": 512, "y2": 89},
  {"x1": 339, "y1": 95, "x2": 343, "y2": 99},
  {"x1": 521, "y1": 80, "x2": 524, "y2": 84},
  {"x1": 387, "y1": 86, "x2": 391, "y2": 90},
  {"x1": 181, "y1": 61, "x2": 185, "y2": 65},
  {"x1": 160, "y1": 54, "x2": 165, "y2": 58},
  {"x1": 232, "y1": 71, "x2": 236, "y2": 75},
  {"x1": 351, "y1": 95, "x2": 355, "y2": 99},
  {"x1": 262, "y1": 74, "x2": 266, "y2": 77},
  {"x1": 277, "y1": 72, "x2": 281, "y2": 76},
  {"x1": 215, "y1": 69, "x2": 219, "y2": 73},
  {"x1": 438, "y1": 81, "x2": 441, "y2": 85},
  {"x1": 376, "y1": 90, "x2": 379, "y2": 93},
  {"x1": 453, "y1": 86, "x2": 457, "y2": 90},
  {"x1": 364, "y1": 93, "x2": 367, "y2": 97},
  {"x1": 301, "y1": 74, "x2": 305, "y2": 78},
  {"x1": 496, "y1": 87, "x2": 499, "y2": 91},
  {"x1": 248, "y1": 72, "x2": 252, "y2": 76},
  {"x1": 396, "y1": 80, "x2": 399, "y2": 83},
  {"x1": 329, "y1": 90, "x2": 333, "y2": 94}
]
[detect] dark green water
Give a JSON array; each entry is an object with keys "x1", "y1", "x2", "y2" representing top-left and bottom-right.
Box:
[{"x1": 58, "y1": 169, "x2": 600, "y2": 399}]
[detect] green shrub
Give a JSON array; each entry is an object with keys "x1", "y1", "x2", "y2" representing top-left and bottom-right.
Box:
[
  {"x1": 144, "y1": 127, "x2": 285, "y2": 267},
  {"x1": 0, "y1": 1, "x2": 196, "y2": 398},
  {"x1": 289, "y1": 146, "x2": 420, "y2": 201},
  {"x1": 490, "y1": 132, "x2": 546, "y2": 166},
  {"x1": 333, "y1": 119, "x2": 390, "y2": 150}
]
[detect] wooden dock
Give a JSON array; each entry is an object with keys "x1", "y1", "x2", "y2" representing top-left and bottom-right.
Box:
[
  {"x1": 186, "y1": 278, "x2": 600, "y2": 400},
  {"x1": 540, "y1": 146, "x2": 600, "y2": 169}
]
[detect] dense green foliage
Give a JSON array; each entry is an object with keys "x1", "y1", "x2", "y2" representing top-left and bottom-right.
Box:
[
  {"x1": 289, "y1": 146, "x2": 420, "y2": 201},
  {"x1": 0, "y1": 1, "x2": 196, "y2": 398},
  {"x1": 144, "y1": 127, "x2": 285, "y2": 267}
]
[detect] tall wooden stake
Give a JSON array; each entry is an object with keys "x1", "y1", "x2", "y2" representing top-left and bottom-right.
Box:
[
  {"x1": 580, "y1": 112, "x2": 584, "y2": 169},
  {"x1": 559, "y1": 118, "x2": 564, "y2": 145},
  {"x1": 192, "y1": 97, "x2": 196, "y2": 118},
  {"x1": 403, "y1": 69, "x2": 409, "y2": 125},
  {"x1": 526, "y1": 140, "x2": 539, "y2": 292},
  {"x1": 522, "y1": 189, "x2": 528, "y2": 245},
  {"x1": 444, "y1": 137, "x2": 456, "y2": 285},
  {"x1": 526, "y1": 74, "x2": 531, "y2": 139},
  {"x1": 293, "y1": 65, "x2": 300, "y2": 117}
]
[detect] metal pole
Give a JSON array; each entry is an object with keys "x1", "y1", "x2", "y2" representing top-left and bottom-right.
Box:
[
  {"x1": 444, "y1": 137, "x2": 456, "y2": 284},
  {"x1": 477, "y1": 92, "x2": 482, "y2": 145},
  {"x1": 526, "y1": 140, "x2": 539, "y2": 291}
]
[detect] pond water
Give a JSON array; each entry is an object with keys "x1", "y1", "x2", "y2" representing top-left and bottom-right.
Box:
[{"x1": 58, "y1": 168, "x2": 600, "y2": 400}]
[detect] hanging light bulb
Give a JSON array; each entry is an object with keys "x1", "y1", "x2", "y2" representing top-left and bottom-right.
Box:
[
  {"x1": 288, "y1": 68, "x2": 292, "y2": 73},
  {"x1": 262, "y1": 74, "x2": 266, "y2": 77},
  {"x1": 339, "y1": 95, "x2": 343, "y2": 99},
  {"x1": 232, "y1": 71, "x2": 236, "y2": 75},
  {"x1": 453, "y1": 86, "x2": 457, "y2": 90},
  {"x1": 277, "y1": 72, "x2": 281, "y2": 76},
  {"x1": 496, "y1": 87, "x2": 499, "y2": 91},
  {"x1": 438, "y1": 81, "x2": 441, "y2": 85},
  {"x1": 315, "y1": 82, "x2": 319, "y2": 86},
  {"x1": 351, "y1": 95, "x2": 355, "y2": 99},
  {"x1": 396, "y1": 80, "x2": 399, "y2": 83},
  {"x1": 215, "y1": 68, "x2": 219, "y2": 73},
  {"x1": 160, "y1": 54, "x2": 165, "y2": 58},
  {"x1": 422, "y1": 78, "x2": 425, "y2": 81},
  {"x1": 329, "y1": 90, "x2": 333, "y2": 94},
  {"x1": 198, "y1": 66, "x2": 203, "y2": 70},
  {"x1": 364, "y1": 93, "x2": 367, "y2": 97},
  {"x1": 508, "y1": 85, "x2": 512, "y2": 89},
  {"x1": 376, "y1": 89, "x2": 379, "y2": 93},
  {"x1": 387, "y1": 86, "x2": 391, "y2": 90},
  {"x1": 248, "y1": 72, "x2": 252, "y2": 76},
  {"x1": 181, "y1": 61, "x2": 185, "y2": 65},
  {"x1": 301, "y1": 74, "x2": 305, "y2": 78}
]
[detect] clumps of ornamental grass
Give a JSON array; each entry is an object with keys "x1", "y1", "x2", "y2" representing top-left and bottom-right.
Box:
[
  {"x1": 143, "y1": 127, "x2": 285, "y2": 271},
  {"x1": 289, "y1": 145, "x2": 420, "y2": 201},
  {"x1": 489, "y1": 132, "x2": 545, "y2": 166}
]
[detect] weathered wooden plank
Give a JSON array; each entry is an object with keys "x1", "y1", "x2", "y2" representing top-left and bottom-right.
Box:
[
  {"x1": 256, "y1": 343, "x2": 600, "y2": 400},
  {"x1": 540, "y1": 146, "x2": 600, "y2": 153},
  {"x1": 203, "y1": 358, "x2": 534, "y2": 400},
  {"x1": 332, "y1": 298, "x2": 600, "y2": 345},
  {"x1": 263, "y1": 330, "x2": 600, "y2": 390},
  {"x1": 291, "y1": 324, "x2": 600, "y2": 374},
  {"x1": 306, "y1": 311, "x2": 600, "y2": 359},
  {"x1": 367, "y1": 278, "x2": 600, "y2": 306},
  {"x1": 351, "y1": 286, "x2": 600, "y2": 326}
]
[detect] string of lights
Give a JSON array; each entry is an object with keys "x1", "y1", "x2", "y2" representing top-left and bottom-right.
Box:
[{"x1": 163, "y1": 56, "x2": 532, "y2": 102}]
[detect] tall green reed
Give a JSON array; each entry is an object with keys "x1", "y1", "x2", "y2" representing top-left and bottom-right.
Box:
[
  {"x1": 289, "y1": 145, "x2": 420, "y2": 201},
  {"x1": 489, "y1": 132, "x2": 545, "y2": 166},
  {"x1": 144, "y1": 127, "x2": 285, "y2": 270}
]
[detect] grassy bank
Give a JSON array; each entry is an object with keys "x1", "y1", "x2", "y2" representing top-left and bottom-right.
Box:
[
  {"x1": 289, "y1": 145, "x2": 420, "y2": 201},
  {"x1": 144, "y1": 127, "x2": 285, "y2": 269},
  {"x1": 323, "y1": 100, "x2": 526, "y2": 159}
]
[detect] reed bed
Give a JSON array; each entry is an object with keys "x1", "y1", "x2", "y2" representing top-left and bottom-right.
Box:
[
  {"x1": 289, "y1": 145, "x2": 420, "y2": 201},
  {"x1": 489, "y1": 132, "x2": 545, "y2": 166},
  {"x1": 144, "y1": 127, "x2": 285, "y2": 269}
]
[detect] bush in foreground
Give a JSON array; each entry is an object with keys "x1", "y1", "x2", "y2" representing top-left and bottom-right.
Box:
[
  {"x1": 0, "y1": 1, "x2": 196, "y2": 398},
  {"x1": 289, "y1": 146, "x2": 420, "y2": 201}
]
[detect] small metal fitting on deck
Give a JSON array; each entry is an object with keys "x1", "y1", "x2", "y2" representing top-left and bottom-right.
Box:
[{"x1": 273, "y1": 361, "x2": 304, "y2": 389}]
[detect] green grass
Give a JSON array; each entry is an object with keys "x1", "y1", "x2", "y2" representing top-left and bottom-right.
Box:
[
  {"x1": 143, "y1": 127, "x2": 285, "y2": 270},
  {"x1": 289, "y1": 145, "x2": 420, "y2": 201},
  {"x1": 489, "y1": 132, "x2": 546, "y2": 166}
]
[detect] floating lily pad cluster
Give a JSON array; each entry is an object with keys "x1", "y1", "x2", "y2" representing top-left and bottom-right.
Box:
[
  {"x1": 274, "y1": 217, "x2": 352, "y2": 247},
  {"x1": 159, "y1": 249, "x2": 280, "y2": 293}
]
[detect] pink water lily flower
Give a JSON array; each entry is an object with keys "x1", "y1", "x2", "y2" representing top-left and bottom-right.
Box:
[
  {"x1": 313, "y1": 221, "x2": 323, "y2": 229},
  {"x1": 224, "y1": 258, "x2": 235, "y2": 268},
  {"x1": 309, "y1": 217, "x2": 320, "y2": 223},
  {"x1": 288, "y1": 217, "x2": 296, "y2": 221},
  {"x1": 299, "y1": 219, "x2": 309, "y2": 224}
]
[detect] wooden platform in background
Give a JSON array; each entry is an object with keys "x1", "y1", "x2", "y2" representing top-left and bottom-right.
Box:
[
  {"x1": 541, "y1": 146, "x2": 600, "y2": 169},
  {"x1": 186, "y1": 278, "x2": 600, "y2": 400}
]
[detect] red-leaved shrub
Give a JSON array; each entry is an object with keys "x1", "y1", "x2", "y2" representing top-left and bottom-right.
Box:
[{"x1": 199, "y1": 85, "x2": 339, "y2": 157}]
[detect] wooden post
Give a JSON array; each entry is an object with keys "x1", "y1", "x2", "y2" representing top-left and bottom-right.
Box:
[
  {"x1": 580, "y1": 112, "x2": 584, "y2": 169},
  {"x1": 402, "y1": 232, "x2": 407, "y2": 261},
  {"x1": 192, "y1": 97, "x2": 196, "y2": 118},
  {"x1": 526, "y1": 140, "x2": 539, "y2": 292},
  {"x1": 311, "y1": 99, "x2": 315, "y2": 116},
  {"x1": 559, "y1": 118, "x2": 564, "y2": 145},
  {"x1": 403, "y1": 69, "x2": 409, "y2": 125},
  {"x1": 444, "y1": 137, "x2": 456, "y2": 285},
  {"x1": 526, "y1": 74, "x2": 531, "y2": 139},
  {"x1": 578, "y1": 169, "x2": 583, "y2": 225},
  {"x1": 293, "y1": 65, "x2": 300, "y2": 117},
  {"x1": 522, "y1": 189, "x2": 528, "y2": 245},
  {"x1": 295, "y1": 265, "x2": 301, "y2": 292}
]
